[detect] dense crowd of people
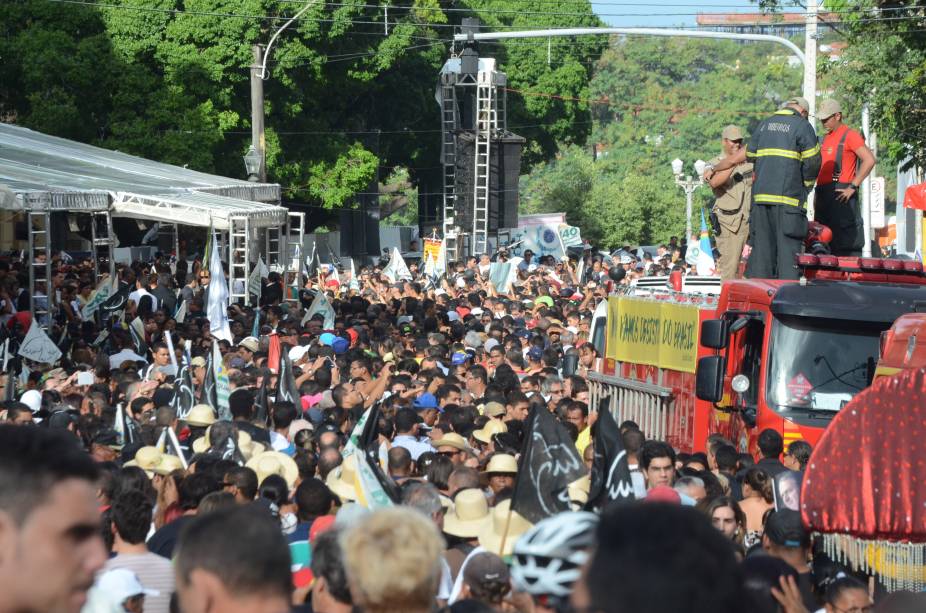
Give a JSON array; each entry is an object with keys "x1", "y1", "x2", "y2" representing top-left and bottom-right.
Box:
[{"x1": 0, "y1": 246, "x2": 921, "y2": 613}]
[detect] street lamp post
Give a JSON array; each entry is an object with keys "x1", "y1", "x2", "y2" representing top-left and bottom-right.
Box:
[
  {"x1": 672, "y1": 158, "x2": 707, "y2": 248},
  {"x1": 243, "y1": 146, "x2": 262, "y2": 182}
]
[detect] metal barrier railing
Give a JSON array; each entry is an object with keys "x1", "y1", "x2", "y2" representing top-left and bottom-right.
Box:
[{"x1": 587, "y1": 371, "x2": 674, "y2": 441}]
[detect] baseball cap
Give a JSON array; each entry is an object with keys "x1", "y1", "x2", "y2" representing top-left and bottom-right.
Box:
[
  {"x1": 764, "y1": 509, "x2": 810, "y2": 548},
  {"x1": 451, "y1": 352, "x2": 469, "y2": 366},
  {"x1": 644, "y1": 485, "x2": 681, "y2": 505},
  {"x1": 319, "y1": 332, "x2": 337, "y2": 346},
  {"x1": 484, "y1": 338, "x2": 500, "y2": 353},
  {"x1": 783, "y1": 96, "x2": 810, "y2": 112},
  {"x1": 463, "y1": 552, "x2": 510, "y2": 590},
  {"x1": 413, "y1": 393, "x2": 439, "y2": 411},
  {"x1": 331, "y1": 337, "x2": 349, "y2": 355},
  {"x1": 95, "y1": 568, "x2": 159, "y2": 603},
  {"x1": 527, "y1": 346, "x2": 544, "y2": 362},
  {"x1": 817, "y1": 98, "x2": 842, "y2": 119},
  {"x1": 721, "y1": 124, "x2": 743, "y2": 140},
  {"x1": 619, "y1": 255, "x2": 633, "y2": 265},
  {"x1": 482, "y1": 401, "x2": 506, "y2": 418},
  {"x1": 289, "y1": 345, "x2": 310, "y2": 361}
]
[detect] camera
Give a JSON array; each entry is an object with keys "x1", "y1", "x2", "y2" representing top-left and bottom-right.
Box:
[{"x1": 732, "y1": 169, "x2": 753, "y2": 183}]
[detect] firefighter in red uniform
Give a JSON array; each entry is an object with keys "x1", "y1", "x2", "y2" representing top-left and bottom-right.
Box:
[{"x1": 814, "y1": 99, "x2": 877, "y2": 256}]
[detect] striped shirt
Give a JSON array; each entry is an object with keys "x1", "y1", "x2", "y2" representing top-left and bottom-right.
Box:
[{"x1": 105, "y1": 552, "x2": 175, "y2": 613}]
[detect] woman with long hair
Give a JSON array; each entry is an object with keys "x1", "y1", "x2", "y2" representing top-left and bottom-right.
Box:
[
  {"x1": 699, "y1": 496, "x2": 746, "y2": 548},
  {"x1": 740, "y1": 468, "x2": 775, "y2": 549}
]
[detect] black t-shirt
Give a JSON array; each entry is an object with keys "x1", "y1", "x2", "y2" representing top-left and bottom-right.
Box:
[
  {"x1": 148, "y1": 515, "x2": 194, "y2": 559},
  {"x1": 798, "y1": 571, "x2": 819, "y2": 610}
]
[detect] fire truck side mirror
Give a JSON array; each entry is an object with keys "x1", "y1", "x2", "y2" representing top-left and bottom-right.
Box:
[
  {"x1": 701, "y1": 319, "x2": 729, "y2": 350},
  {"x1": 696, "y1": 355, "x2": 726, "y2": 403}
]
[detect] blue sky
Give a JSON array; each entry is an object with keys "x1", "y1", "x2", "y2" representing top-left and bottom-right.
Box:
[{"x1": 592, "y1": 0, "x2": 782, "y2": 28}]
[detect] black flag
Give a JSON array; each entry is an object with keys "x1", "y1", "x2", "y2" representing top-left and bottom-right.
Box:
[
  {"x1": 276, "y1": 345, "x2": 301, "y2": 405},
  {"x1": 100, "y1": 280, "x2": 131, "y2": 317},
  {"x1": 201, "y1": 347, "x2": 217, "y2": 410},
  {"x1": 359, "y1": 403, "x2": 401, "y2": 504},
  {"x1": 254, "y1": 374, "x2": 270, "y2": 427},
  {"x1": 172, "y1": 355, "x2": 196, "y2": 419},
  {"x1": 511, "y1": 407, "x2": 586, "y2": 524},
  {"x1": 585, "y1": 398, "x2": 636, "y2": 510}
]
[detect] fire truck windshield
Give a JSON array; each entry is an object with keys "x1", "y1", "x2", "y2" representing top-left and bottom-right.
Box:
[{"x1": 767, "y1": 315, "x2": 882, "y2": 412}]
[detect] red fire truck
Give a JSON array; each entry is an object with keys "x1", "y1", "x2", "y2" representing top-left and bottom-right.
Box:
[{"x1": 588, "y1": 255, "x2": 926, "y2": 454}]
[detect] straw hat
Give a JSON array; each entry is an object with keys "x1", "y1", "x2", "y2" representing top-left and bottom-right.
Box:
[
  {"x1": 191, "y1": 427, "x2": 265, "y2": 459},
  {"x1": 325, "y1": 454, "x2": 358, "y2": 502},
  {"x1": 485, "y1": 454, "x2": 518, "y2": 475},
  {"x1": 153, "y1": 454, "x2": 184, "y2": 476},
  {"x1": 478, "y1": 499, "x2": 533, "y2": 557},
  {"x1": 433, "y1": 432, "x2": 468, "y2": 452},
  {"x1": 125, "y1": 446, "x2": 163, "y2": 477},
  {"x1": 568, "y1": 475, "x2": 591, "y2": 507},
  {"x1": 245, "y1": 450, "x2": 299, "y2": 490},
  {"x1": 481, "y1": 402, "x2": 506, "y2": 418},
  {"x1": 444, "y1": 488, "x2": 491, "y2": 539},
  {"x1": 185, "y1": 404, "x2": 216, "y2": 427},
  {"x1": 473, "y1": 419, "x2": 508, "y2": 445}
]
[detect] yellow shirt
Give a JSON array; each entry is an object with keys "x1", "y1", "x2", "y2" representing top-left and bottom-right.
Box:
[{"x1": 576, "y1": 426, "x2": 592, "y2": 455}]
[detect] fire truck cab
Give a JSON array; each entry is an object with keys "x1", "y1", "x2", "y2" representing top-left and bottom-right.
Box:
[
  {"x1": 696, "y1": 256, "x2": 926, "y2": 452},
  {"x1": 588, "y1": 257, "x2": 926, "y2": 456}
]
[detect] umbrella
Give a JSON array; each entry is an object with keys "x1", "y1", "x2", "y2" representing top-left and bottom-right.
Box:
[{"x1": 802, "y1": 367, "x2": 926, "y2": 591}]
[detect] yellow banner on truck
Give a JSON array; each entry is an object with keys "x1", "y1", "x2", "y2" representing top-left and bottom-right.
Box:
[{"x1": 605, "y1": 297, "x2": 700, "y2": 373}]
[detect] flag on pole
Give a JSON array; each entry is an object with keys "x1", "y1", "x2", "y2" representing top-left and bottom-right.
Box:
[
  {"x1": 382, "y1": 247, "x2": 412, "y2": 283},
  {"x1": 248, "y1": 255, "x2": 269, "y2": 300},
  {"x1": 100, "y1": 277, "x2": 131, "y2": 318},
  {"x1": 267, "y1": 333, "x2": 281, "y2": 375},
  {"x1": 488, "y1": 257, "x2": 523, "y2": 294},
  {"x1": 212, "y1": 340, "x2": 232, "y2": 421},
  {"x1": 129, "y1": 317, "x2": 148, "y2": 359},
  {"x1": 302, "y1": 290, "x2": 335, "y2": 330},
  {"x1": 207, "y1": 227, "x2": 233, "y2": 343},
  {"x1": 202, "y1": 344, "x2": 217, "y2": 410},
  {"x1": 347, "y1": 404, "x2": 400, "y2": 508},
  {"x1": 254, "y1": 373, "x2": 270, "y2": 427},
  {"x1": 80, "y1": 276, "x2": 114, "y2": 320},
  {"x1": 349, "y1": 258, "x2": 360, "y2": 292},
  {"x1": 696, "y1": 209, "x2": 717, "y2": 276},
  {"x1": 585, "y1": 398, "x2": 636, "y2": 511},
  {"x1": 163, "y1": 331, "x2": 179, "y2": 377},
  {"x1": 174, "y1": 299, "x2": 187, "y2": 324},
  {"x1": 172, "y1": 352, "x2": 196, "y2": 419},
  {"x1": 251, "y1": 308, "x2": 261, "y2": 338},
  {"x1": 511, "y1": 407, "x2": 586, "y2": 523},
  {"x1": 276, "y1": 345, "x2": 301, "y2": 405}
]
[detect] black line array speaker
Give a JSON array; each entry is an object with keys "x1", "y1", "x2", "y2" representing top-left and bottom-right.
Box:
[
  {"x1": 453, "y1": 130, "x2": 525, "y2": 232},
  {"x1": 339, "y1": 197, "x2": 381, "y2": 257}
]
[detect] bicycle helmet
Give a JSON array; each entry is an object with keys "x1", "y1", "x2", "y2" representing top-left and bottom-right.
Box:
[{"x1": 510, "y1": 511, "x2": 598, "y2": 598}]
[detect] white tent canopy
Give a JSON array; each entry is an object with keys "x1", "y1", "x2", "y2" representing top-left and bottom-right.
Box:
[{"x1": 0, "y1": 123, "x2": 284, "y2": 225}]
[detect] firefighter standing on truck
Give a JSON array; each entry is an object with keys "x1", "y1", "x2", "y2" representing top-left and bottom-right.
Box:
[
  {"x1": 814, "y1": 98, "x2": 877, "y2": 256},
  {"x1": 706, "y1": 125, "x2": 753, "y2": 280},
  {"x1": 708, "y1": 96, "x2": 821, "y2": 280}
]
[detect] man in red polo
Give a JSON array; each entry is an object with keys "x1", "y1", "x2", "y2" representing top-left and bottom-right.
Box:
[{"x1": 814, "y1": 98, "x2": 877, "y2": 256}]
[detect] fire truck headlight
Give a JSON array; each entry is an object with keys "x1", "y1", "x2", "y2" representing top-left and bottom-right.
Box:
[{"x1": 731, "y1": 374, "x2": 750, "y2": 394}]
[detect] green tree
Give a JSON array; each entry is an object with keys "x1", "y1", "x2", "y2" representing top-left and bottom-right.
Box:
[{"x1": 520, "y1": 36, "x2": 804, "y2": 248}]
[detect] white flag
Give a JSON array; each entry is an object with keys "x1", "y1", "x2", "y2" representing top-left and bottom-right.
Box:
[
  {"x1": 302, "y1": 290, "x2": 336, "y2": 329},
  {"x1": 382, "y1": 247, "x2": 412, "y2": 283},
  {"x1": 248, "y1": 255, "x2": 269, "y2": 298},
  {"x1": 349, "y1": 258, "x2": 360, "y2": 291},
  {"x1": 207, "y1": 228, "x2": 233, "y2": 342},
  {"x1": 174, "y1": 300, "x2": 187, "y2": 324},
  {"x1": 80, "y1": 276, "x2": 114, "y2": 320},
  {"x1": 18, "y1": 323, "x2": 62, "y2": 364}
]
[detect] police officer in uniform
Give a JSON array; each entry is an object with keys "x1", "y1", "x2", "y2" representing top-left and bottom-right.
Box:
[
  {"x1": 709, "y1": 97, "x2": 821, "y2": 280},
  {"x1": 706, "y1": 125, "x2": 753, "y2": 280}
]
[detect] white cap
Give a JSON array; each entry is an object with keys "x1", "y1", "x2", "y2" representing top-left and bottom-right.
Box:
[
  {"x1": 96, "y1": 568, "x2": 159, "y2": 604},
  {"x1": 447, "y1": 311, "x2": 460, "y2": 322},
  {"x1": 20, "y1": 390, "x2": 42, "y2": 413},
  {"x1": 484, "y1": 338, "x2": 500, "y2": 352},
  {"x1": 288, "y1": 345, "x2": 310, "y2": 362}
]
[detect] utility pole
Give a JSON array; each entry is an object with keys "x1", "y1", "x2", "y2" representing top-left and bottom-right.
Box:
[
  {"x1": 250, "y1": 44, "x2": 266, "y2": 183},
  {"x1": 803, "y1": 0, "x2": 818, "y2": 219}
]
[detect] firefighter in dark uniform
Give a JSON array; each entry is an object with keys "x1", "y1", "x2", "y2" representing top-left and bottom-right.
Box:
[{"x1": 709, "y1": 96, "x2": 821, "y2": 280}]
